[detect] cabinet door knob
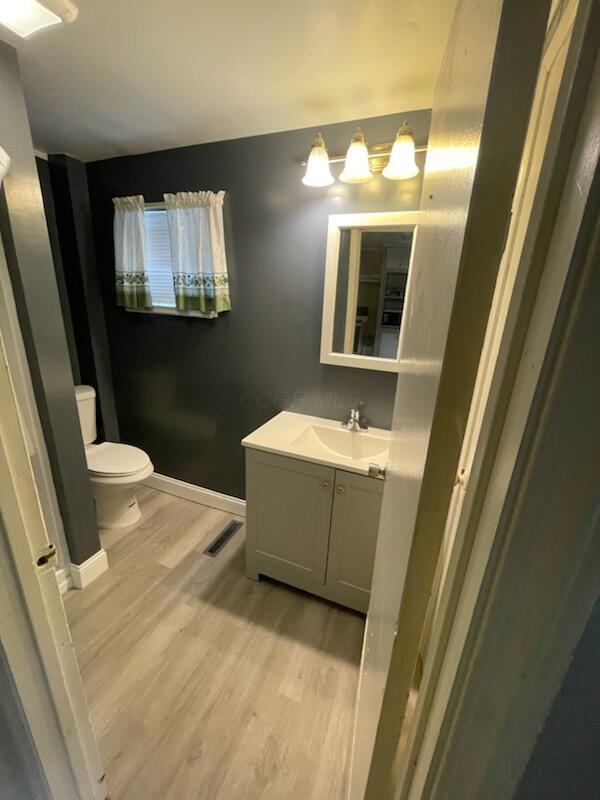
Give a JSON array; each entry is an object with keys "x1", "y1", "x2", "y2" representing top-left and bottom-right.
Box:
[
  {"x1": 322, "y1": 481, "x2": 330, "y2": 489},
  {"x1": 337, "y1": 485, "x2": 345, "y2": 493}
]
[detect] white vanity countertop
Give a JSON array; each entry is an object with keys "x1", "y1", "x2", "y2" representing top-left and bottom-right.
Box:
[{"x1": 241, "y1": 411, "x2": 391, "y2": 477}]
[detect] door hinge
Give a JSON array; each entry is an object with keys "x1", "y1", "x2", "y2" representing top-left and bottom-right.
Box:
[
  {"x1": 454, "y1": 467, "x2": 468, "y2": 489},
  {"x1": 36, "y1": 543, "x2": 57, "y2": 567},
  {"x1": 368, "y1": 463, "x2": 387, "y2": 480}
]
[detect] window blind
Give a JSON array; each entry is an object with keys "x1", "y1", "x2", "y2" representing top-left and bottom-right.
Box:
[{"x1": 143, "y1": 208, "x2": 176, "y2": 308}]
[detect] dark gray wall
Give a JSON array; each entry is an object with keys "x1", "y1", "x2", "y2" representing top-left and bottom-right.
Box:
[
  {"x1": 514, "y1": 601, "x2": 600, "y2": 800},
  {"x1": 0, "y1": 41, "x2": 100, "y2": 564},
  {"x1": 36, "y1": 157, "x2": 81, "y2": 384},
  {"x1": 41, "y1": 154, "x2": 119, "y2": 441},
  {"x1": 86, "y1": 110, "x2": 430, "y2": 498}
]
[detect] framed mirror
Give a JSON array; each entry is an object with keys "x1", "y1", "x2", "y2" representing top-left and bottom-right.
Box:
[{"x1": 320, "y1": 211, "x2": 420, "y2": 372}]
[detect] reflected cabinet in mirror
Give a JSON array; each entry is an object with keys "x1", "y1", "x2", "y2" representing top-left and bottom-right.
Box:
[{"x1": 320, "y1": 212, "x2": 419, "y2": 372}]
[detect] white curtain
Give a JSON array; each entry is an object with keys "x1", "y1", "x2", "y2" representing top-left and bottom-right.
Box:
[
  {"x1": 164, "y1": 191, "x2": 230, "y2": 314},
  {"x1": 113, "y1": 195, "x2": 150, "y2": 309}
]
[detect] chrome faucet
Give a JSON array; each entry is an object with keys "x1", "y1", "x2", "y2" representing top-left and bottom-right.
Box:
[{"x1": 342, "y1": 407, "x2": 368, "y2": 432}]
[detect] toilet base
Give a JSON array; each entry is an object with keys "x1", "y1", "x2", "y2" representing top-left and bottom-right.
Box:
[
  {"x1": 88, "y1": 461, "x2": 153, "y2": 530},
  {"x1": 91, "y1": 481, "x2": 144, "y2": 529}
]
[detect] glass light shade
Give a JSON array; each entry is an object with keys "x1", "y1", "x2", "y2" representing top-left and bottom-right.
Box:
[
  {"x1": 339, "y1": 130, "x2": 373, "y2": 184},
  {"x1": 383, "y1": 124, "x2": 420, "y2": 180},
  {"x1": 302, "y1": 134, "x2": 334, "y2": 187},
  {"x1": 0, "y1": 0, "x2": 61, "y2": 37}
]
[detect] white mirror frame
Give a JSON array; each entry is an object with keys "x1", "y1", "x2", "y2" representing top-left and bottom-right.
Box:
[{"x1": 320, "y1": 211, "x2": 421, "y2": 372}]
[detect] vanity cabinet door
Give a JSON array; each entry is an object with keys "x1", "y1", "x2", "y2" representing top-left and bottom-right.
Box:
[
  {"x1": 246, "y1": 449, "x2": 335, "y2": 585},
  {"x1": 326, "y1": 470, "x2": 384, "y2": 612}
]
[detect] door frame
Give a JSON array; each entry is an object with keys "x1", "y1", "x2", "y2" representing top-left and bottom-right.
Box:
[
  {"x1": 0, "y1": 223, "x2": 72, "y2": 582},
  {"x1": 0, "y1": 322, "x2": 107, "y2": 799},
  {"x1": 343, "y1": 228, "x2": 362, "y2": 353}
]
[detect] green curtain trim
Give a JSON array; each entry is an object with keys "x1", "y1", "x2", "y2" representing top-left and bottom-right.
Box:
[
  {"x1": 172, "y1": 273, "x2": 230, "y2": 289},
  {"x1": 173, "y1": 272, "x2": 231, "y2": 314},
  {"x1": 116, "y1": 271, "x2": 152, "y2": 309},
  {"x1": 174, "y1": 293, "x2": 231, "y2": 314}
]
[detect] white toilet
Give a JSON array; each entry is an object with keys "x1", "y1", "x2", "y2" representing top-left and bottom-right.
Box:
[{"x1": 75, "y1": 385, "x2": 154, "y2": 529}]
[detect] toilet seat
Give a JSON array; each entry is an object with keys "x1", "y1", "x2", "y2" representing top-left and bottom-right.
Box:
[{"x1": 85, "y1": 441, "x2": 151, "y2": 478}]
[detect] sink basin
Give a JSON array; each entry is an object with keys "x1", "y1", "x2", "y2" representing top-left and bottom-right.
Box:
[
  {"x1": 242, "y1": 411, "x2": 391, "y2": 476},
  {"x1": 292, "y1": 425, "x2": 388, "y2": 462}
]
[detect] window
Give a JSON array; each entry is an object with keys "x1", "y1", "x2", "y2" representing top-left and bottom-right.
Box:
[
  {"x1": 113, "y1": 192, "x2": 229, "y2": 318},
  {"x1": 143, "y1": 207, "x2": 176, "y2": 309}
]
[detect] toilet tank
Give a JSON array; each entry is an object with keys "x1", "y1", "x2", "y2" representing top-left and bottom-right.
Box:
[{"x1": 74, "y1": 385, "x2": 97, "y2": 445}]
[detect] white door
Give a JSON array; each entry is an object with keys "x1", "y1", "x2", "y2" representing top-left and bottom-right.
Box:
[
  {"x1": 347, "y1": 0, "x2": 548, "y2": 794},
  {"x1": 351, "y1": 0, "x2": 592, "y2": 796},
  {"x1": 0, "y1": 320, "x2": 107, "y2": 799},
  {"x1": 395, "y1": 0, "x2": 597, "y2": 796}
]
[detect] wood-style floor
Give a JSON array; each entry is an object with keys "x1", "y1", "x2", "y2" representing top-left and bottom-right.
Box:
[{"x1": 64, "y1": 487, "x2": 365, "y2": 800}]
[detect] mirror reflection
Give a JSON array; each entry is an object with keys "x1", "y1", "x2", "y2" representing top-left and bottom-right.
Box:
[{"x1": 332, "y1": 229, "x2": 414, "y2": 359}]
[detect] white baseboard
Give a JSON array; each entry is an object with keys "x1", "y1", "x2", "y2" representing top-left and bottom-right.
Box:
[
  {"x1": 145, "y1": 472, "x2": 246, "y2": 517},
  {"x1": 70, "y1": 548, "x2": 109, "y2": 590},
  {"x1": 55, "y1": 567, "x2": 73, "y2": 594}
]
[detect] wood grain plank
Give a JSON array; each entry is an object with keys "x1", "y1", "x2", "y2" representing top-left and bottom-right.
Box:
[{"x1": 64, "y1": 488, "x2": 364, "y2": 799}]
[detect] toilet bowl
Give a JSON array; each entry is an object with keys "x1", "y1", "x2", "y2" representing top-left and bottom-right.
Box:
[
  {"x1": 86, "y1": 441, "x2": 154, "y2": 528},
  {"x1": 75, "y1": 386, "x2": 154, "y2": 529}
]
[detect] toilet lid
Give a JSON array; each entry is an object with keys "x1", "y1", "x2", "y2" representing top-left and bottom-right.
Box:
[{"x1": 86, "y1": 442, "x2": 151, "y2": 477}]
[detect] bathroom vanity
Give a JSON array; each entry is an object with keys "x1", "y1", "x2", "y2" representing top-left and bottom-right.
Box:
[{"x1": 242, "y1": 412, "x2": 390, "y2": 612}]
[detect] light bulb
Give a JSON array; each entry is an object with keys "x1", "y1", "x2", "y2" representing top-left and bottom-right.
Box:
[
  {"x1": 382, "y1": 123, "x2": 419, "y2": 181},
  {"x1": 302, "y1": 134, "x2": 334, "y2": 187},
  {"x1": 339, "y1": 130, "x2": 373, "y2": 184}
]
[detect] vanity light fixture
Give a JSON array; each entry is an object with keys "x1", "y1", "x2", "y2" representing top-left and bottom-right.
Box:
[
  {"x1": 302, "y1": 133, "x2": 335, "y2": 187},
  {"x1": 301, "y1": 126, "x2": 426, "y2": 186},
  {"x1": 382, "y1": 122, "x2": 420, "y2": 181},
  {"x1": 0, "y1": 0, "x2": 78, "y2": 38},
  {"x1": 339, "y1": 129, "x2": 373, "y2": 184}
]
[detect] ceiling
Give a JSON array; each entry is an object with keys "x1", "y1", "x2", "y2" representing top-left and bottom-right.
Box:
[{"x1": 4, "y1": 0, "x2": 457, "y2": 162}]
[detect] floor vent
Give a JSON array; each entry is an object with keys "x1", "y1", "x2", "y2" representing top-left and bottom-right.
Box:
[{"x1": 203, "y1": 520, "x2": 244, "y2": 557}]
